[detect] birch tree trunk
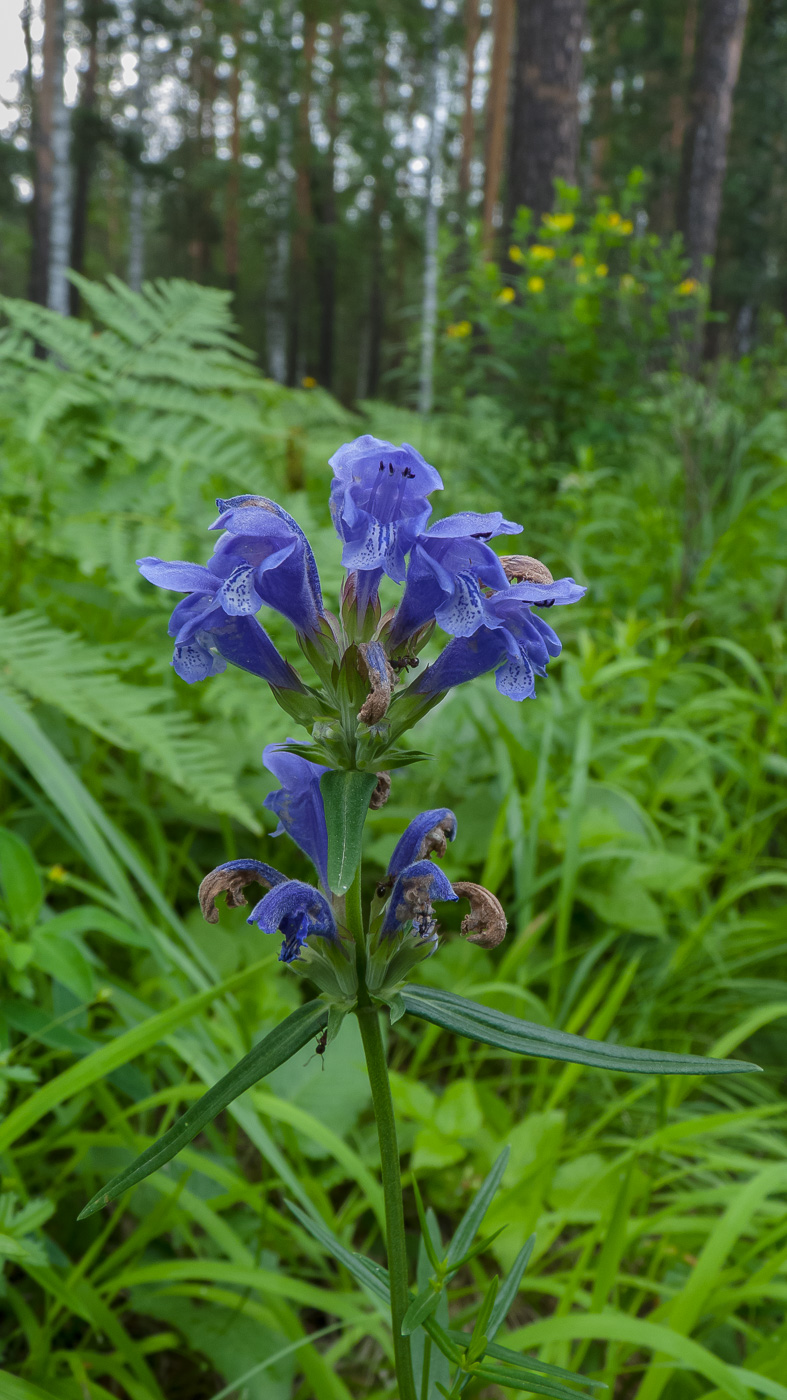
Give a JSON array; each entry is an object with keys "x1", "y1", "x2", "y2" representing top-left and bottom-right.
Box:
[
  {"x1": 459, "y1": 0, "x2": 481, "y2": 208},
  {"x1": 506, "y1": 0, "x2": 585, "y2": 223},
  {"x1": 47, "y1": 0, "x2": 72, "y2": 315},
  {"x1": 677, "y1": 0, "x2": 749, "y2": 284},
  {"x1": 418, "y1": 10, "x2": 445, "y2": 416},
  {"x1": 30, "y1": 0, "x2": 54, "y2": 305},
  {"x1": 481, "y1": 0, "x2": 514, "y2": 254}
]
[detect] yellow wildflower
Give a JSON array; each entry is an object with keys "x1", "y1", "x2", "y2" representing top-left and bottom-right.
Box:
[
  {"x1": 446, "y1": 320, "x2": 472, "y2": 338},
  {"x1": 497, "y1": 287, "x2": 516, "y2": 304},
  {"x1": 530, "y1": 244, "x2": 556, "y2": 262},
  {"x1": 301, "y1": 376, "x2": 317, "y2": 388},
  {"x1": 543, "y1": 212, "x2": 575, "y2": 232},
  {"x1": 571, "y1": 254, "x2": 585, "y2": 267},
  {"x1": 595, "y1": 264, "x2": 608, "y2": 278},
  {"x1": 527, "y1": 276, "x2": 545, "y2": 293},
  {"x1": 620, "y1": 219, "x2": 634, "y2": 235},
  {"x1": 48, "y1": 864, "x2": 68, "y2": 882},
  {"x1": 606, "y1": 211, "x2": 621, "y2": 227},
  {"x1": 508, "y1": 245, "x2": 525, "y2": 264},
  {"x1": 677, "y1": 278, "x2": 699, "y2": 295}
]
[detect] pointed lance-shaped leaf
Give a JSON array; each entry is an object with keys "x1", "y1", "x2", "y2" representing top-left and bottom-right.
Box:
[
  {"x1": 401, "y1": 986, "x2": 760, "y2": 1075},
  {"x1": 321, "y1": 769, "x2": 378, "y2": 894},
  {"x1": 78, "y1": 1001, "x2": 328, "y2": 1219}
]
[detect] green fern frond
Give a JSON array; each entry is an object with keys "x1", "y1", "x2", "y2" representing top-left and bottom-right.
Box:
[{"x1": 0, "y1": 611, "x2": 259, "y2": 831}]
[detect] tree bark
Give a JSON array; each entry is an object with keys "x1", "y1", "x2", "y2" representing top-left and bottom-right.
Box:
[
  {"x1": 287, "y1": 12, "x2": 316, "y2": 385},
  {"x1": 506, "y1": 0, "x2": 586, "y2": 225},
  {"x1": 482, "y1": 0, "x2": 515, "y2": 254},
  {"x1": 459, "y1": 0, "x2": 481, "y2": 207},
  {"x1": 29, "y1": 0, "x2": 55, "y2": 305},
  {"x1": 224, "y1": 16, "x2": 242, "y2": 295},
  {"x1": 418, "y1": 9, "x2": 445, "y2": 416},
  {"x1": 316, "y1": 17, "x2": 342, "y2": 390},
  {"x1": 47, "y1": 0, "x2": 72, "y2": 315},
  {"x1": 70, "y1": 0, "x2": 100, "y2": 314},
  {"x1": 676, "y1": 0, "x2": 749, "y2": 284}
]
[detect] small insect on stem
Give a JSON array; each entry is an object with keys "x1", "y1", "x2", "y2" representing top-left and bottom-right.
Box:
[{"x1": 304, "y1": 1028, "x2": 328, "y2": 1070}]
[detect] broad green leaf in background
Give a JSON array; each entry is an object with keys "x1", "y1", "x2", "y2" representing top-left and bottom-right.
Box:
[{"x1": 0, "y1": 827, "x2": 43, "y2": 933}]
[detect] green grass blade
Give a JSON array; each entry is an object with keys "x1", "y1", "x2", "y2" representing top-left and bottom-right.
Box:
[{"x1": 445, "y1": 1146, "x2": 510, "y2": 1268}]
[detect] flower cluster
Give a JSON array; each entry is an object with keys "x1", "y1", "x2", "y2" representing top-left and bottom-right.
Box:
[{"x1": 138, "y1": 434, "x2": 585, "y2": 969}]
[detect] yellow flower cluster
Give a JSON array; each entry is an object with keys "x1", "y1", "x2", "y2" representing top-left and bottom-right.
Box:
[
  {"x1": 542, "y1": 212, "x2": 575, "y2": 232},
  {"x1": 509, "y1": 245, "x2": 525, "y2": 264},
  {"x1": 301, "y1": 376, "x2": 317, "y2": 389},
  {"x1": 572, "y1": 254, "x2": 585, "y2": 267},
  {"x1": 527, "y1": 276, "x2": 545, "y2": 294},
  {"x1": 677, "y1": 278, "x2": 699, "y2": 295},
  {"x1": 497, "y1": 287, "x2": 516, "y2": 305},
  {"x1": 446, "y1": 320, "x2": 472, "y2": 338},
  {"x1": 601, "y1": 211, "x2": 633, "y2": 235},
  {"x1": 595, "y1": 264, "x2": 608, "y2": 278},
  {"x1": 530, "y1": 244, "x2": 556, "y2": 262}
]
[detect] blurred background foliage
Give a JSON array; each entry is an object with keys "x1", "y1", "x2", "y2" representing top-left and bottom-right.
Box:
[{"x1": 1, "y1": 0, "x2": 787, "y2": 1394}]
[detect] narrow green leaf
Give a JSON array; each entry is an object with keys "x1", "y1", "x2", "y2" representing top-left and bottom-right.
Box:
[
  {"x1": 0, "y1": 826, "x2": 43, "y2": 932},
  {"x1": 77, "y1": 999, "x2": 327, "y2": 1218},
  {"x1": 446, "y1": 1146, "x2": 510, "y2": 1268},
  {"x1": 470, "y1": 1361, "x2": 592, "y2": 1399},
  {"x1": 401, "y1": 985, "x2": 759, "y2": 1075},
  {"x1": 402, "y1": 1283, "x2": 442, "y2": 1336},
  {"x1": 413, "y1": 1177, "x2": 443, "y2": 1271},
  {"x1": 286, "y1": 1199, "x2": 391, "y2": 1307},
  {"x1": 487, "y1": 1236, "x2": 535, "y2": 1343},
  {"x1": 447, "y1": 1332, "x2": 604, "y2": 1390},
  {"x1": 320, "y1": 769, "x2": 378, "y2": 894}
]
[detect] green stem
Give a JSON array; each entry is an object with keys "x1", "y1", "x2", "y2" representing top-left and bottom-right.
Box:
[{"x1": 357, "y1": 1003, "x2": 418, "y2": 1400}]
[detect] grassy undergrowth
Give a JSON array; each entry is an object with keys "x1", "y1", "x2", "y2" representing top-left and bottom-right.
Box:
[{"x1": 0, "y1": 280, "x2": 786, "y2": 1399}]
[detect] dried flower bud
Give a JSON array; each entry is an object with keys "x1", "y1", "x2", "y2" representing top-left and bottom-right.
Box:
[
  {"x1": 500, "y1": 555, "x2": 554, "y2": 586},
  {"x1": 370, "y1": 771, "x2": 391, "y2": 809},
  {"x1": 452, "y1": 881, "x2": 507, "y2": 949},
  {"x1": 357, "y1": 641, "x2": 395, "y2": 724},
  {"x1": 199, "y1": 860, "x2": 284, "y2": 925}
]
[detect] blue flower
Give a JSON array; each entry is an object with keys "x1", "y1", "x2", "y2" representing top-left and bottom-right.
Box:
[
  {"x1": 136, "y1": 557, "x2": 303, "y2": 688},
  {"x1": 388, "y1": 808, "x2": 457, "y2": 879},
  {"x1": 329, "y1": 436, "x2": 443, "y2": 610},
  {"x1": 247, "y1": 879, "x2": 337, "y2": 963},
  {"x1": 263, "y1": 743, "x2": 330, "y2": 891},
  {"x1": 411, "y1": 578, "x2": 586, "y2": 701},
  {"x1": 209, "y1": 495, "x2": 324, "y2": 636},
  {"x1": 388, "y1": 511, "x2": 522, "y2": 649},
  {"x1": 381, "y1": 860, "x2": 458, "y2": 942}
]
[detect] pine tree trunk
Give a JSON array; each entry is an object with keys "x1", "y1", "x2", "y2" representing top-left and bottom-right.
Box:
[
  {"x1": 316, "y1": 17, "x2": 341, "y2": 390},
  {"x1": 506, "y1": 0, "x2": 586, "y2": 224},
  {"x1": 676, "y1": 0, "x2": 749, "y2": 284},
  {"x1": 459, "y1": 0, "x2": 481, "y2": 207},
  {"x1": 287, "y1": 12, "x2": 316, "y2": 385},
  {"x1": 418, "y1": 10, "x2": 445, "y2": 416},
  {"x1": 30, "y1": 0, "x2": 55, "y2": 305},
  {"x1": 482, "y1": 0, "x2": 515, "y2": 254},
  {"x1": 224, "y1": 15, "x2": 242, "y2": 295},
  {"x1": 47, "y1": 0, "x2": 72, "y2": 315},
  {"x1": 70, "y1": 1, "x2": 100, "y2": 315}
]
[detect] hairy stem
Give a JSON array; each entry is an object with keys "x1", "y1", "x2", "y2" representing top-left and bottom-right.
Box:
[{"x1": 357, "y1": 1002, "x2": 417, "y2": 1400}]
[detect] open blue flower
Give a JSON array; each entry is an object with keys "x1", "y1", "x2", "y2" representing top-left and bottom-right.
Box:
[
  {"x1": 388, "y1": 511, "x2": 522, "y2": 648},
  {"x1": 381, "y1": 860, "x2": 458, "y2": 942},
  {"x1": 247, "y1": 880, "x2": 338, "y2": 963},
  {"x1": 263, "y1": 744, "x2": 330, "y2": 891},
  {"x1": 136, "y1": 557, "x2": 302, "y2": 688},
  {"x1": 411, "y1": 578, "x2": 586, "y2": 701},
  {"x1": 209, "y1": 495, "x2": 324, "y2": 636},
  {"x1": 329, "y1": 436, "x2": 443, "y2": 610}
]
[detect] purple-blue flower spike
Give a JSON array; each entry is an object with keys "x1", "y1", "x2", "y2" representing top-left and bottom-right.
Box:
[
  {"x1": 246, "y1": 879, "x2": 338, "y2": 963},
  {"x1": 263, "y1": 743, "x2": 330, "y2": 891},
  {"x1": 136, "y1": 557, "x2": 303, "y2": 688},
  {"x1": 209, "y1": 495, "x2": 324, "y2": 636},
  {"x1": 329, "y1": 436, "x2": 443, "y2": 610},
  {"x1": 381, "y1": 860, "x2": 459, "y2": 941},
  {"x1": 388, "y1": 511, "x2": 522, "y2": 649},
  {"x1": 388, "y1": 809, "x2": 457, "y2": 880},
  {"x1": 411, "y1": 579, "x2": 586, "y2": 700}
]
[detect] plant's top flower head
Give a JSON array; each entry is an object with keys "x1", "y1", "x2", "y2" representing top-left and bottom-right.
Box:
[
  {"x1": 329, "y1": 435, "x2": 443, "y2": 601},
  {"x1": 136, "y1": 433, "x2": 586, "y2": 775}
]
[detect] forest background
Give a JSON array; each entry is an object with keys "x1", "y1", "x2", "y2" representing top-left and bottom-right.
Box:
[{"x1": 1, "y1": 0, "x2": 787, "y2": 1397}]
